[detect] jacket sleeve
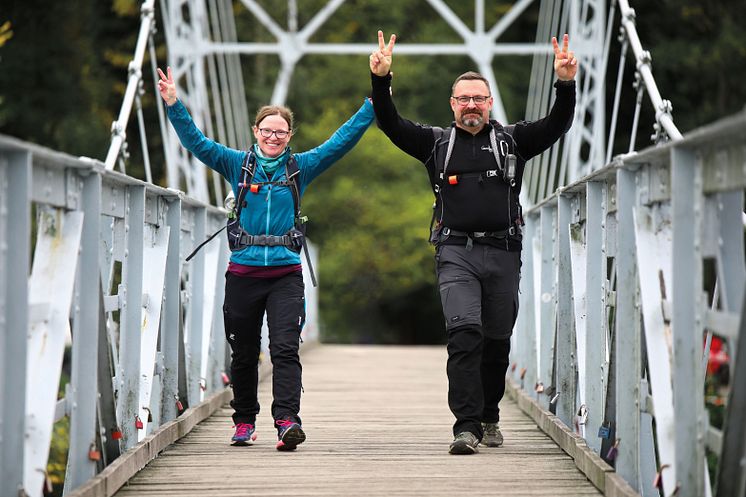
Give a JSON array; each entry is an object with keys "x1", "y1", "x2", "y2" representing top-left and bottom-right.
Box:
[
  {"x1": 166, "y1": 100, "x2": 244, "y2": 184},
  {"x1": 512, "y1": 80, "x2": 576, "y2": 161},
  {"x1": 371, "y1": 73, "x2": 436, "y2": 163},
  {"x1": 295, "y1": 99, "x2": 375, "y2": 185}
]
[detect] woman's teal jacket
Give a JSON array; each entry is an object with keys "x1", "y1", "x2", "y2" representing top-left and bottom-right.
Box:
[{"x1": 166, "y1": 99, "x2": 374, "y2": 266}]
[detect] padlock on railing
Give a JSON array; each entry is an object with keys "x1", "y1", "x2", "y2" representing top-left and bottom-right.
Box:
[
  {"x1": 175, "y1": 394, "x2": 184, "y2": 412},
  {"x1": 605, "y1": 438, "x2": 620, "y2": 461},
  {"x1": 41, "y1": 469, "x2": 53, "y2": 494},
  {"x1": 143, "y1": 406, "x2": 153, "y2": 422},
  {"x1": 111, "y1": 427, "x2": 123, "y2": 440},
  {"x1": 88, "y1": 443, "x2": 101, "y2": 461},
  {"x1": 221, "y1": 372, "x2": 231, "y2": 386},
  {"x1": 577, "y1": 404, "x2": 588, "y2": 425},
  {"x1": 135, "y1": 415, "x2": 144, "y2": 430},
  {"x1": 598, "y1": 422, "x2": 611, "y2": 439},
  {"x1": 653, "y1": 464, "x2": 671, "y2": 491}
]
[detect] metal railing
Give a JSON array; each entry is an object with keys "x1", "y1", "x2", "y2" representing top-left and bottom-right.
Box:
[
  {"x1": 102, "y1": 0, "x2": 252, "y2": 206},
  {"x1": 512, "y1": 109, "x2": 746, "y2": 497},
  {"x1": 0, "y1": 135, "x2": 319, "y2": 496},
  {"x1": 524, "y1": 0, "x2": 685, "y2": 205}
]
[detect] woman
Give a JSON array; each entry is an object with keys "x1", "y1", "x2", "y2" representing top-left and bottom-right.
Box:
[{"x1": 157, "y1": 66, "x2": 374, "y2": 451}]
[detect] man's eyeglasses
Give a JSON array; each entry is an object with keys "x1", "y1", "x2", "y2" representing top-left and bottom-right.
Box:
[
  {"x1": 258, "y1": 128, "x2": 290, "y2": 139},
  {"x1": 451, "y1": 95, "x2": 491, "y2": 106}
]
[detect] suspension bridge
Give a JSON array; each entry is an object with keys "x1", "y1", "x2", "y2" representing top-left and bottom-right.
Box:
[{"x1": 1, "y1": 1, "x2": 744, "y2": 496}]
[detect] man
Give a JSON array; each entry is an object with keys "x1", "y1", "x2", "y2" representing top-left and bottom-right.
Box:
[{"x1": 369, "y1": 31, "x2": 577, "y2": 454}]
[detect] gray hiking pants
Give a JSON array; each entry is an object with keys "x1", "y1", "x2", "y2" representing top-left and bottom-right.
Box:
[{"x1": 435, "y1": 243, "x2": 520, "y2": 437}]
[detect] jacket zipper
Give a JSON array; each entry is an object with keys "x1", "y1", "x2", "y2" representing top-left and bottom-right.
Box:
[{"x1": 264, "y1": 184, "x2": 272, "y2": 265}]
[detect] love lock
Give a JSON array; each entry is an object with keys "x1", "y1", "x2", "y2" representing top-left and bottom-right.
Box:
[
  {"x1": 577, "y1": 404, "x2": 588, "y2": 425},
  {"x1": 175, "y1": 394, "x2": 184, "y2": 412},
  {"x1": 88, "y1": 443, "x2": 101, "y2": 461},
  {"x1": 653, "y1": 464, "x2": 678, "y2": 493},
  {"x1": 606, "y1": 438, "x2": 620, "y2": 461},
  {"x1": 598, "y1": 422, "x2": 612, "y2": 439},
  {"x1": 653, "y1": 466, "x2": 665, "y2": 489},
  {"x1": 574, "y1": 405, "x2": 588, "y2": 435},
  {"x1": 535, "y1": 382, "x2": 544, "y2": 394},
  {"x1": 135, "y1": 415, "x2": 144, "y2": 430},
  {"x1": 36, "y1": 469, "x2": 52, "y2": 494},
  {"x1": 111, "y1": 427, "x2": 123, "y2": 440}
]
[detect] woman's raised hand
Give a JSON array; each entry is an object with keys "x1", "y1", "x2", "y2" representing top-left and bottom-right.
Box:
[
  {"x1": 370, "y1": 30, "x2": 396, "y2": 77},
  {"x1": 157, "y1": 66, "x2": 177, "y2": 106}
]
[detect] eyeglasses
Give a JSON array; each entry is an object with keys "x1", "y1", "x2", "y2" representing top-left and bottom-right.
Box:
[
  {"x1": 258, "y1": 128, "x2": 290, "y2": 139},
  {"x1": 451, "y1": 95, "x2": 491, "y2": 106}
]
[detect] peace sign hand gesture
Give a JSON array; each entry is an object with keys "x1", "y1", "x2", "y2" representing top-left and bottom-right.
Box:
[
  {"x1": 157, "y1": 66, "x2": 178, "y2": 106},
  {"x1": 370, "y1": 30, "x2": 396, "y2": 77},
  {"x1": 553, "y1": 34, "x2": 577, "y2": 81}
]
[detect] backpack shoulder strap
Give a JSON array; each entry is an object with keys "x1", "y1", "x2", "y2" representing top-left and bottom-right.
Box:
[
  {"x1": 285, "y1": 155, "x2": 302, "y2": 221},
  {"x1": 431, "y1": 125, "x2": 457, "y2": 181},
  {"x1": 234, "y1": 150, "x2": 256, "y2": 219}
]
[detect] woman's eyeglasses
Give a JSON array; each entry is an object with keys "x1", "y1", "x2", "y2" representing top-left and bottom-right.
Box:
[
  {"x1": 258, "y1": 128, "x2": 290, "y2": 139},
  {"x1": 451, "y1": 95, "x2": 490, "y2": 106}
]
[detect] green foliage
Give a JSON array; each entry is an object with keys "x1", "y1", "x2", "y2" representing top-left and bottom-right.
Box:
[
  {"x1": 0, "y1": 21, "x2": 12, "y2": 46},
  {"x1": 299, "y1": 105, "x2": 445, "y2": 342},
  {"x1": 47, "y1": 418, "x2": 70, "y2": 497},
  {"x1": 46, "y1": 348, "x2": 71, "y2": 497},
  {"x1": 633, "y1": 1, "x2": 746, "y2": 133}
]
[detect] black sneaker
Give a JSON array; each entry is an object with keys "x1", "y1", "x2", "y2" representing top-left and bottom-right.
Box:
[
  {"x1": 275, "y1": 419, "x2": 306, "y2": 451},
  {"x1": 449, "y1": 432, "x2": 479, "y2": 454},
  {"x1": 481, "y1": 422, "x2": 503, "y2": 447}
]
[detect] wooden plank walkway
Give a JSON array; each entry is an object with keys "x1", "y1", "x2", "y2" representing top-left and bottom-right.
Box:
[{"x1": 115, "y1": 345, "x2": 602, "y2": 496}]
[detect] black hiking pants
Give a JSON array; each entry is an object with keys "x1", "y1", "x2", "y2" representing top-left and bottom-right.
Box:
[
  {"x1": 223, "y1": 271, "x2": 305, "y2": 426},
  {"x1": 435, "y1": 243, "x2": 520, "y2": 439}
]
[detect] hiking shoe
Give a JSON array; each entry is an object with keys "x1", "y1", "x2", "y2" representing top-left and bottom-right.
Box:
[
  {"x1": 231, "y1": 423, "x2": 257, "y2": 446},
  {"x1": 481, "y1": 422, "x2": 503, "y2": 447},
  {"x1": 449, "y1": 432, "x2": 479, "y2": 455},
  {"x1": 275, "y1": 419, "x2": 306, "y2": 451}
]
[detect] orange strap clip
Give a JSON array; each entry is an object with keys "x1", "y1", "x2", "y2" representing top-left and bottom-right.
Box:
[
  {"x1": 250, "y1": 184, "x2": 260, "y2": 193},
  {"x1": 448, "y1": 175, "x2": 459, "y2": 185}
]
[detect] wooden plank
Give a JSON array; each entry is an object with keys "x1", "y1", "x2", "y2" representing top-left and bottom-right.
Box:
[{"x1": 114, "y1": 345, "x2": 603, "y2": 496}]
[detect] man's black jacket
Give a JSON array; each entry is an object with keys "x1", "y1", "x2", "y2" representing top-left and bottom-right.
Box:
[{"x1": 371, "y1": 72, "x2": 576, "y2": 251}]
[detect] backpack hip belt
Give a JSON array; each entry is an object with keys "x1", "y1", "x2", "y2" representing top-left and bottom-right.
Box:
[
  {"x1": 438, "y1": 224, "x2": 522, "y2": 251},
  {"x1": 441, "y1": 226, "x2": 518, "y2": 239},
  {"x1": 237, "y1": 229, "x2": 304, "y2": 250}
]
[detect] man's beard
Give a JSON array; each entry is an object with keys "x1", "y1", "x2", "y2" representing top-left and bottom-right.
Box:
[{"x1": 460, "y1": 111, "x2": 483, "y2": 128}]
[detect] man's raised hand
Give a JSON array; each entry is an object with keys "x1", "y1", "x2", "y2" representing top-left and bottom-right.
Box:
[
  {"x1": 552, "y1": 34, "x2": 577, "y2": 81},
  {"x1": 370, "y1": 30, "x2": 396, "y2": 77},
  {"x1": 157, "y1": 66, "x2": 177, "y2": 106}
]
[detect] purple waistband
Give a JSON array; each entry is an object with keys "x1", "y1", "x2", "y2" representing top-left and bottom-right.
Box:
[{"x1": 227, "y1": 262, "x2": 302, "y2": 278}]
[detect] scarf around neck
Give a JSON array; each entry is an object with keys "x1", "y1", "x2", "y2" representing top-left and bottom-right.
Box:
[{"x1": 253, "y1": 144, "x2": 289, "y2": 177}]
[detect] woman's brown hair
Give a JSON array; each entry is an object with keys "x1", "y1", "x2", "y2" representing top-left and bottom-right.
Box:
[{"x1": 254, "y1": 105, "x2": 294, "y2": 130}]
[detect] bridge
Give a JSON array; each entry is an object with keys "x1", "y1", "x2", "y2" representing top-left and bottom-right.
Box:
[{"x1": 1, "y1": 1, "x2": 744, "y2": 496}]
